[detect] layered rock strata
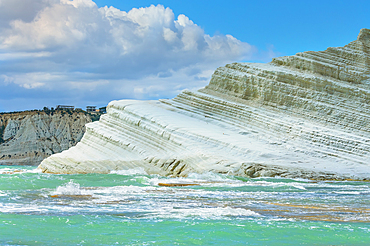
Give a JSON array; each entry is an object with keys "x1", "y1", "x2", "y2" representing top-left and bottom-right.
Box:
[
  {"x1": 0, "y1": 111, "x2": 94, "y2": 165},
  {"x1": 39, "y1": 29, "x2": 370, "y2": 180}
]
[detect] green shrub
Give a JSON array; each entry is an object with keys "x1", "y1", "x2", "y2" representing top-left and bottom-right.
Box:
[{"x1": 90, "y1": 113, "x2": 101, "y2": 122}]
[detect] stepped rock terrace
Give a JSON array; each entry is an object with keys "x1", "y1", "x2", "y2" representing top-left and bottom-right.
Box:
[{"x1": 38, "y1": 29, "x2": 370, "y2": 180}]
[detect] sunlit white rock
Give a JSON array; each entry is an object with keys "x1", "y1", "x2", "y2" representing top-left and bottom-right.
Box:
[{"x1": 38, "y1": 29, "x2": 370, "y2": 180}]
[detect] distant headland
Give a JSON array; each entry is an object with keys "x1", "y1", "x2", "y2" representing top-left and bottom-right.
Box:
[{"x1": 0, "y1": 105, "x2": 105, "y2": 166}]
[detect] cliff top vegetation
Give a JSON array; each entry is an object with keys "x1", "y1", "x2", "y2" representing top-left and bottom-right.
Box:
[{"x1": 0, "y1": 107, "x2": 102, "y2": 121}]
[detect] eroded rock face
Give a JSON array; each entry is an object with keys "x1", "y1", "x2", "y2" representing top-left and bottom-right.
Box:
[
  {"x1": 39, "y1": 29, "x2": 370, "y2": 180},
  {"x1": 0, "y1": 111, "x2": 93, "y2": 166}
]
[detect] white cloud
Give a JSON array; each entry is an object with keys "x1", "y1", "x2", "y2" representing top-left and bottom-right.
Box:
[
  {"x1": 60, "y1": 0, "x2": 96, "y2": 8},
  {"x1": 0, "y1": 0, "x2": 256, "y2": 111},
  {"x1": 0, "y1": 51, "x2": 51, "y2": 60},
  {"x1": 21, "y1": 82, "x2": 45, "y2": 89}
]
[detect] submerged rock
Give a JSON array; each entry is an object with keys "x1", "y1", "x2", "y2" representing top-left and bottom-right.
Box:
[{"x1": 39, "y1": 29, "x2": 370, "y2": 180}]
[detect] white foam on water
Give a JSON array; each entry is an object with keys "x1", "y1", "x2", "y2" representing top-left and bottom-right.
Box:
[
  {"x1": 187, "y1": 172, "x2": 235, "y2": 181},
  {"x1": 0, "y1": 168, "x2": 24, "y2": 174},
  {"x1": 244, "y1": 180, "x2": 370, "y2": 192},
  {"x1": 291, "y1": 185, "x2": 306, "y2": 190},
  {"x1": 0, "y1": 202, "x2": 116, "y2": 214},
  {"x1": 144, "y1": 174, "x2": 370, "y2": 192},
  {"x1": 144, "y1": 174, "x2": 317, "y2": 190},
  {"x1": 110, "y1": 167, "x2": 148, "y2": 176},
  {"x1": 0, "y1": 168, "x2": 16, "y2": 173},
  {"x1": 26, "y1": 168, "x2": 43, "y2": 173},
  {"x1": 157, "y1": 207, "x2": 260, "y2": 220},
  {"x1": 0, "y1": 203, "x2": 50, "y2": 213},
  {"x1": 53, "y1": 180, "x2": 83, "y2": 195},
  {"x1": 0, "y1": 167, "x2": 42, "y2": 174},
  {"x1": 96, "y1": 185, "x2": 155, "y2": 195},
  {"x1": 290, "y1": 178, "x2": 315, "y2": 183},
  {"x1": 1, "y1": 169, "x2": 368, "y2": 222},
  {"x1": 146, "y1": 172, "x2": 244, "y2": 187},
  {"x1": 333, "y1": 191, "x2": 362, "y2": 195}
]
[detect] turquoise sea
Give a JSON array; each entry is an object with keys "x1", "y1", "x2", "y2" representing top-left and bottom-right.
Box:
[{"x1": 1, "y1": 165, "x2": 370, "y2": 245}]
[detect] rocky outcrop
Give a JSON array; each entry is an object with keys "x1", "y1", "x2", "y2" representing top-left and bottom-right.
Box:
[
  {"x1": 38, "y1": 29, "x2": 370, "y2": 180},
  {"x1": 0, "y1": 110, "x2": 95, "y2": 166}
]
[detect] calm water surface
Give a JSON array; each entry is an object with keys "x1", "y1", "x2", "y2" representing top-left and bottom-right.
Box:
[{"x1": 1, "y1": 165, "x2": 370, "y2": 245}]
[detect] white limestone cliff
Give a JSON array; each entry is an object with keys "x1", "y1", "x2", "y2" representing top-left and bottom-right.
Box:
[
  {"x1": 0, "y1": 111, "x2": 93, "y2": 165},
  {"x1": 38, "y1": 29, "x2": 370, "y2": 180}
]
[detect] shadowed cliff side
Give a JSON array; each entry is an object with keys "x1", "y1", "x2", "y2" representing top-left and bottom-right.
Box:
[{"x1": 0, "y1": 109, "x2": 100, "y2": 166}]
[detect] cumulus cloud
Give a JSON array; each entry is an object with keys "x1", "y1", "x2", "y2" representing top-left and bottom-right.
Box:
[{"x1": 0, "y1": 0, "x2": 255, "y2": 111}]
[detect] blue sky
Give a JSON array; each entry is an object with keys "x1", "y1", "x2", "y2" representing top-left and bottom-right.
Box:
[
  {"x1": 94, "y1": 0, "x2": 369, "y2": 57},
  {"x1": 0, "y1": 0, "x2": 369, "y2": 112}
]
